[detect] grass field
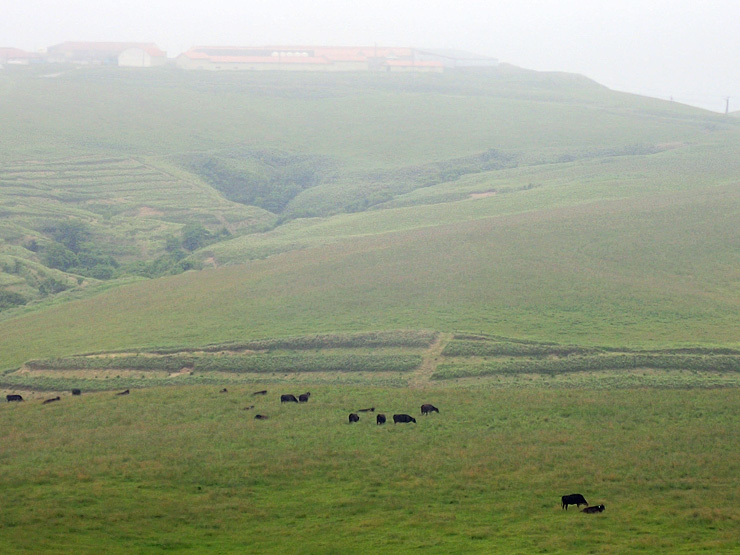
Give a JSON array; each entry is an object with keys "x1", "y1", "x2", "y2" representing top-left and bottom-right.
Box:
[
  {"x1": 1, "y1": 384, "x2": 739, "y2": 553},
  {"x1": 1, "y1": 64, "x2": 740, "y2": 552}
]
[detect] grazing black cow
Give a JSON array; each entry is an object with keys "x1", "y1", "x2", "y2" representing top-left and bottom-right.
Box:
[
  {"x1": 220, "y1": 388, "x2": 228, "y2": 393},
  {"x1": 349, "y1": 413, "x2": 360, "y2": 423},
  {"x1": 421, "y1": 404, "x2": 439, "y2": 415},
  {"x1": 393, "y1": 414, "x2": 416, "y2": 424},
  {"x1": 116, "y1": 389, "x2": 130, "y2": 396},
  {"x1": 42, "y1": 396, "x2": 61, "y2": 404},
  {"x1": 254, "y1": 414, "x2": 269, "y2": 420},
  {"x1": 561, "y1": 493, "x2": 588, "y2": 510},
  {"x1": 358, "y1": 407, "x2": 375, "y2": 412},
  {"x1": 376, "y1": 413, "x2": 386, "y2": 425},
  {"x1": 71, "y1": 389, "x2": 81, "y2": 396},
  {"x1": 582, "y1": 504, "x2": 605, "y2": 513},
  {"x1": 280, "y1": 394, "x2": 298, "y2": 403},
  {"x1": 298, "y1": 393, "x2": 311, "y2": 403},
  {"x1": 6, "y1": 394, "x2": 24, "y2": 402},
  {"x1": 253, "y1": 390, "x2": 268, "y2": 396}
]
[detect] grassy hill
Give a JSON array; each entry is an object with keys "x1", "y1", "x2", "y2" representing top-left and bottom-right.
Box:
[
  {"x1": 3, "y1": 64, "x2": 740, "y2": 553},
  {"x1": 0, "y1": 64, "x2": 739, "y2": 371}
]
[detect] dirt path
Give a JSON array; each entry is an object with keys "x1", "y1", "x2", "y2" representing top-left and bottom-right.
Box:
[{"x1": 408, "y1": 333, "x2": 453, "y2": 388}]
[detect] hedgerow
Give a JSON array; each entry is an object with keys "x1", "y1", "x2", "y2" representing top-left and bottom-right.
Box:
[
  {"x1": 150, "y1": 330, "x2": 437, "y2": 354},
  {"x1": 441, "y1": 340, "x2": 599, "y2": 358},
  {"x1": 25, "y1": 352, "x2": 422, "y2": 374},
  {"x1": 434, "y1": 354, "x2": 740, "y2": 379}
]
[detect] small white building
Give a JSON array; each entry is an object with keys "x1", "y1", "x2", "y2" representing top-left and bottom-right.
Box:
[
  {"x1": 46, "y1": 42, "x2": 166, "y2": 66},
  {"x1": 118, "y1": 46, "x2": 167, "y2": 67}
]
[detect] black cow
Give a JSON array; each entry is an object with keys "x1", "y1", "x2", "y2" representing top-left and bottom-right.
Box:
[
  {"x1": 298, "y1": 393, "x2": 311, "y2": 403},
  {"x1": 393, "y1": 414, "x2": 416, "y2": 424},
  {"x1": 358, "y1": 407, "x2": 374, "y2": 412},
  {"x1": 254, "y1": 414, "x2": 269, "y2": 420},
  {"x1": 582, "y1": 504, "x2": 605, "y2": 513},
  {"x1": 281, "y1": 394, "x2": 298, "y2": 403},
  {"x1": 42, "y1": 396, "x2": 61, "y2": 404},
  {"x1": 349, "y1": 413, "x2": 360, "y2": 423},
  {"x1": 376, "y1": 413, "x2": 386, "y2": 425},
  {"x1": 6, "y1": 394, "x2": 24, "y2": 402},
  {"x1": 71, "y1": 389, "x2": 81, "y2": 396},
  {"x1": 421, "y1": 404, "x2": 439, "y2": 415},
  {"x1": 253, "y1": 390, "x2": 268, "y2": 395},
  {"x1": 220, "y1": 388, "x2": 228, "y2": 393},
  {"x1": 561, "y1": 493, "x2": 588, "y2": 510},
  {"x1": 116, "y1": 389, "x2": 130, "y2": 396}
]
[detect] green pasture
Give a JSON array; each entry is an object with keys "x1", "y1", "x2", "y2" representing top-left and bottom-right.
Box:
[
  {"x1": 1, "y1": 385, "x2": 739, "y2": 553},
  {"x1": 2, "y1": 60, "x2": 740, "y2": 554},
  {"x1": 1, "y1": 64, "x2": 739, "y2": 316},
  {"x1": 2, "y1": 174, "x2": 739, "y2": 371}
]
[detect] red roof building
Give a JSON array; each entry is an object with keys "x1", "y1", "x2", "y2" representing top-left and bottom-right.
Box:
[
  {"x1": 176, "y1": 45, "x2": 443, "y2": 72},
  {"x1": 0, "y1": 47, "x2": 42, "y2": 65}
]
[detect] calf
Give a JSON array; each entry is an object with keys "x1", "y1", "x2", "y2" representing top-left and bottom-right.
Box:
[
  {"x1": 421, "y1": 404, "x2": 439, "y2": 415},
  {"x1": 582, "y1": 504, "x2": 605, "y2": 514},
  {"x1": 561, "y1": 493, "x2": 588, "y2": 510},
  {"x1": 116, "y1": 389, "x2": 130, "y2": 396},
  {"x1": 252, "y1": 390, "x2": 268, "y2": 396},
  {"x1": 376, "y1": 413, "x2": 386, "y2": 425},
  {"x1": 280, "y1": 394, "x2": 298, "y2": 403},
  {"x1": 349, "y1": 413, "x2": 360, "y2": 423},
  {"x1": 358, "y1": 407, "x2": 375, "y2": 412},
  {"x1": 42, "y1": 396, "x2": 61, "y2": 405},
  {"x1": 298, "y1": 393, "x2": 311, "y2": 403},
  {"x1": 220, "y1": 388, "x2": 228, "y2": 393},
  {"x1": 71, "y1": 389, "x2": 82, "y2": 396},
  {"x1": 393, "y1": 414, "x2": 416, "y2": 424},
  {"x1": 6, "y1": 394, "x2": 24, "y2": 402},
  {"x1": 254, "y1": 414, "x2": 269, "y2": 420}
]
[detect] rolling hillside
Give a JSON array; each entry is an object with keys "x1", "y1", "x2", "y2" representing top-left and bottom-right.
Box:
[{"x1": 1, "y1": 64, "x2": 739, "y2": 372}]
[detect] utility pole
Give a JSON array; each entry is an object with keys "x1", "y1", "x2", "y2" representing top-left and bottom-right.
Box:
[{"x1": 725, "y1": 97, "x2": 730, "y2": 115}]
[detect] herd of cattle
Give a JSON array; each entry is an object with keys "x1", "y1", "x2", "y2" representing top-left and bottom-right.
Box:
[
  {"x1": 276, "y1": 390, "x2": 439, "y2": 426},
  {"x1": 5, "y1": 389, "x2": 604, "y2": 513}
]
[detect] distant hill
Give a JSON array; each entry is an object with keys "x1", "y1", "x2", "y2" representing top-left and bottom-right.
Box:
[{"x1": 0, "y1": 64, "x2": 738, "y2": 369}]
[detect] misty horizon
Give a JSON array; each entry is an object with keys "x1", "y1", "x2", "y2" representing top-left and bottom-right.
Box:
[{"x1": 4, "y1": 0, "x2": 740, "y2": 112}]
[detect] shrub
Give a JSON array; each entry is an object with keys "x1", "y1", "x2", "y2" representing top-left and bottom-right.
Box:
[{"x1": 0, "y1": 290, "x2": 26, "y2": 310}]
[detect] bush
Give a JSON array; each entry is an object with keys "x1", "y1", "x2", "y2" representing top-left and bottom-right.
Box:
[
  {"x1": 38, "y1": 277, "x2": 70, "y2": 296},
  {"x1": 0, "y1": 290, "x2": 26, "y2": 310},
  {"x1": 43, "y1": 243, "x2": 79, "y2": 271}
]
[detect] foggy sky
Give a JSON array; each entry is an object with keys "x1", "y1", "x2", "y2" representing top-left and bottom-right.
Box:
[{"x1": 4, "y1": 0, "x2": 740, "y2": 112}]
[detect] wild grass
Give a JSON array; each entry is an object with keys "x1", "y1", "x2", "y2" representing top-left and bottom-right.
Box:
[{"x1": 1, "y1": 385, "x2": 739, "y2": 552}]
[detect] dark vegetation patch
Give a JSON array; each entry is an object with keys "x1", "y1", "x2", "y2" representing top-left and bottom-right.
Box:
[
  {"x1": 339, "y1": 149, "x2": 518, "y2": 215},
  {"x1": 177, "y1": 149, "x2": 335, "y2": 214}
]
